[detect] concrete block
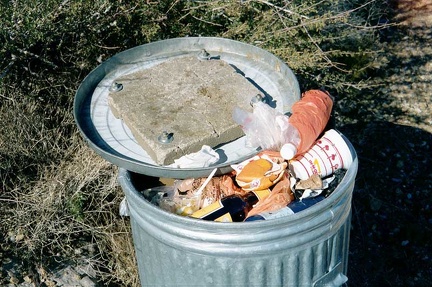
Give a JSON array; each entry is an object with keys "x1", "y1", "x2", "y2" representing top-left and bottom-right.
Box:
[{"x1": 108, "y1": 56, "x2": 262, "y2": 165}]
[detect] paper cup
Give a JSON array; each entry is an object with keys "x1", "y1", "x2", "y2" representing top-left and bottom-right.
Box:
[{"x1": 289, "y1": 129, "x2": 353, "y2": 180}]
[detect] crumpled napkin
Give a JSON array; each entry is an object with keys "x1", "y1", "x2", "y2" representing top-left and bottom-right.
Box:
[{"x1": 168, "y1": 145, "x2": 219, "y2": 168}]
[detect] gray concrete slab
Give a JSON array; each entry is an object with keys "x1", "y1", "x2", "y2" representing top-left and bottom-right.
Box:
[{"x1": 108, "y1": 56, "x2": 261, "y2": 165}]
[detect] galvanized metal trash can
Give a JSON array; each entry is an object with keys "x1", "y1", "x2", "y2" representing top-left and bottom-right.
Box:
[
  {"x1": 73, "y1": 36, "x2": 358, "y2": 286},
  {"x1": 118, "y1": 152, "x2": 358, "y2": 287}
]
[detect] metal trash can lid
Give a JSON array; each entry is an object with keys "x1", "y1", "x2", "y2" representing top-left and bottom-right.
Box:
[{"x1": 74, "y1": 37, "x2": 300, "y2": 179}]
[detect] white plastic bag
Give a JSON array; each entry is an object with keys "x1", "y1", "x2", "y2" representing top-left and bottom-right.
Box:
[{"x1": 232, "y1": 102, "x2": 299, "y2": 151}]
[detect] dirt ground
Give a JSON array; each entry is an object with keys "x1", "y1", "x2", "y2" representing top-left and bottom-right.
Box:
[{"x1": 342, "y1": 2, "x2": 432, "y2": 286}]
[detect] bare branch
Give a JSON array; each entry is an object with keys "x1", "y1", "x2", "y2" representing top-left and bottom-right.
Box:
[{"x1": 249, "y1": 0, "x2": 310, "y2": 19}]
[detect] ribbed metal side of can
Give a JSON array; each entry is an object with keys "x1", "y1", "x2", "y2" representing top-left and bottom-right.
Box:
[{"x1": 118, "y1": 156, "x2": 357, "y2": 287}]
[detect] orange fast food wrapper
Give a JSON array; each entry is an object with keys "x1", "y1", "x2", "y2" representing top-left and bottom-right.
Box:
[{"x1": 232, "y1": 154, "x2": 287, "y2": 191}]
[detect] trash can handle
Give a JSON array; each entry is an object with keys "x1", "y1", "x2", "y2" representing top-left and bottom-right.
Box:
[{"x1": 313, "y1": 262, "x2": 348, "y2": 287}]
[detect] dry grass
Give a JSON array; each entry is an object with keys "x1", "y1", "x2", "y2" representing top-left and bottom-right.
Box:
[
  {"x1": 1, "y1": 112, "x2": 138, "y2": 284},
  {"x1": 0, "y1": 91, "x2": 137, "y2": 284}
]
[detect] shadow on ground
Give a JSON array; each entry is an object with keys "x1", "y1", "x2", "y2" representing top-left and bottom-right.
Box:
[{"x1": 339, "y1": 122, "x2": 432, "y2": 286}]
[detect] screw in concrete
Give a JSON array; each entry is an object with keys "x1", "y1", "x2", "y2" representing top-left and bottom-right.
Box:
[
  {"x1": 250, "y1": 93, "x2": 266, "y2": 106},
  {"x1": 109, "y1": 82, "x2": 123, "y2": 92},
  {"x1": 198, "y1": 49, "x2": 211, "y2": 60},
  {"x1": 158, "y1": 131, "x2": 174, "y2": 144}
]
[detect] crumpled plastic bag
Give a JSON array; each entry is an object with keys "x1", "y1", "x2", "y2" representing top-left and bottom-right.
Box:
[
  {"x1": 144, "y1": 168, "x2": 244, "y2": 216},
  {"x1": 142, "y1": 185, "x2": 201, "y2": 216},
  {"x1": 233, "y1": 102, "x2": 298, "y2": 151}
]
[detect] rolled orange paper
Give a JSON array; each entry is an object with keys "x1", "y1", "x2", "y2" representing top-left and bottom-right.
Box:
[{"x1": 288, "y1": 89, "x2": 333, "y2": 156}]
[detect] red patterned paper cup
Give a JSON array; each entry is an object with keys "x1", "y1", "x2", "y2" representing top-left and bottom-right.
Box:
[{"x1": 289, "y1": 129, "x2": 353, "y2": 180}]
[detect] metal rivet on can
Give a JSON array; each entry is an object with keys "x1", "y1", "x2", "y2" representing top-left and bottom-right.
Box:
[
  {"x1": 158, "y1": 131, "x2": 174, "y2": 144},
  {"x1": 109, "y1": 82, "x2": 123, "y2": 92}
]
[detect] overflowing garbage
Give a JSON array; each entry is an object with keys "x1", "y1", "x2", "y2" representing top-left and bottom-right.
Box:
[
  {"x1": 141, "y1": 89, "x2": 353, "y2": 222},
  {"x1": 143, "y1": 151, "x2": 347, "y2": 222}
]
